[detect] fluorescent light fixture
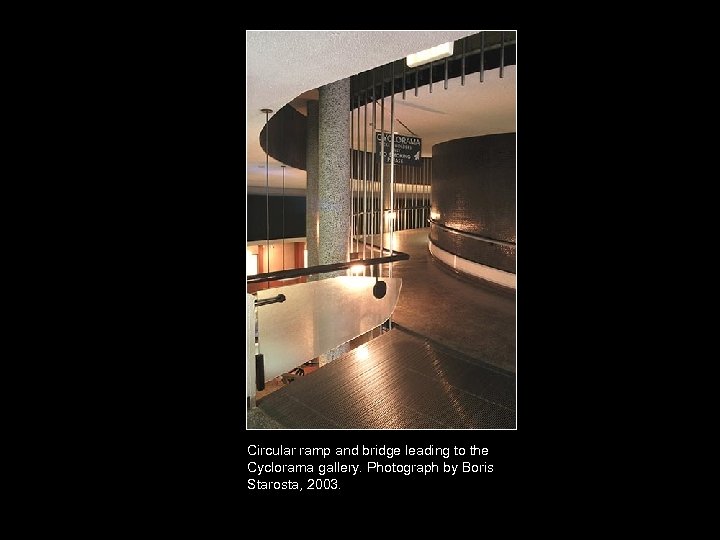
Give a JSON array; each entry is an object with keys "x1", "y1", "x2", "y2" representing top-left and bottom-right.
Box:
[
  {"x1": 304, "y1": 249, "x2": 308, "y2": 268},
  {"x1": 406, "y1": 42, "x2": 454, "y2": 68}
]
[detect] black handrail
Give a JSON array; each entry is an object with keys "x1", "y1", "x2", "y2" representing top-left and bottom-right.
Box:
[
  {"x1": 255, "y1": 294, "x2": 286, "y2": 306},
  {"x1": 247, "y1": 248, "x2": 410, "y2": 284},
  {"x1": 429, "y1": 219, "x2": 515, "y2": 248}
]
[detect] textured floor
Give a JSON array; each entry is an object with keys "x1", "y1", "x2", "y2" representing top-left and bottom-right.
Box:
[
  {"x1": 373, "y1": 228, "x2": 516, "y2": 373},
  {"x1": 258, "y1": 327, "x2": 515, "y2": 429}
]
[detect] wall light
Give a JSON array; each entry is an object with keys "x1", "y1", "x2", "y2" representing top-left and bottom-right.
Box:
[
  {"x1": 349, "y1": 264, "x2": 365, "y2": 275},
  {"x1": 357, "y1": 344, "x2": 369, "y2": 361},
  {"x1": 406, "y1": 42, "x2": 454, "y2": 68}
]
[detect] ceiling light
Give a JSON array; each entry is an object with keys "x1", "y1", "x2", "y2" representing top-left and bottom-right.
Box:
[{"x1": 406, "y1": 42, "x2": 454, "y2": 68}]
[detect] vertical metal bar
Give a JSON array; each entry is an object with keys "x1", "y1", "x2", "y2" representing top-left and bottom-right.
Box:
[
  {"x1": 444, "y1": 56, "x2": 448, "y2": 90},
  {"x1": 429, "y1": 155, "x2": 432, "y2": 224},
  {"x1": 390, "y1": 62, "x2": 395, "y2": 278},
  {"x1": 379, "y1": 67, "x2": 385, "y2": 277},
  {"x1": 389, "y1": 62, "x2": 395, "y2": 329},
  {"x1": 357, "y1": 91, "x2": 361, "y2": 257},
  {"x1": 421, "y1": 160, "x2": 427, "y2": 227},
  {"x1": 429, "y1": 60, "x2": 433, "y2": 93},
  {"x1": 402, "y1": 165, "x2": 406, "y2": 230},
  {"x1": 480, "y1": 32, "x2": 485, "y2": 83},
  {"x1": 413, "y1": 157, "x2": 422, "y2": 229},
  {"x1": 405, "y1": 165, "x2": 413, "y2": 229},
  {"x1": 402, "y1": 61, "x2": 406, "y2": 100},
  {"x1": 281, "y1": 165, "x2": 285, "y2": 270},
  {"x1": 412, "y1": 158, "x2": 416, "y2": 228},
  {"x1": 261, "y1": 108, "x2": 272, "y2": 287},
  {"x1": 419, "y1": 160, "x2": 422, "y2": 228},
  {"x1": 350, "y1": 96, "x2": 354, "y2": 261},
  {"x1": 399, "y1": 166, "x2": 403, "y2": 231},
  {"x1": 421, "y1": 159, "x2": 424, "y2": 226},
  {"x1": 461, "y1": 37, "x2": 466, "y2": 86},
  {"x1": 426, "y1": 157, "x2": 429, "y2": 224},
  {"x1": 355, "y1": 92, "x2": 365, "y2": 253},
  {"x1": 363, "y1": 89, "x2": 368, "y2": 270},
  {"x1": 500, "y1": 31, "x2": 505, "y2": 78},
  {"x1": 370, "y1": 69, "x2": 376, "y2": 277}
]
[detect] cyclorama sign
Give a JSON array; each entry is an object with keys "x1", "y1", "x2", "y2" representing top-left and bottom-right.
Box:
[{"x1": 375, "y1": 132, "x2": 422, "y2": 166}]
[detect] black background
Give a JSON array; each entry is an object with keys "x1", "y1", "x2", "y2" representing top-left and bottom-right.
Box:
[
  {"x1": 102, "y1": 20, "x2": 626, "y2": 508},
  {"x1": 243, "y1": 27, "x2": 550, "y2": 497}
]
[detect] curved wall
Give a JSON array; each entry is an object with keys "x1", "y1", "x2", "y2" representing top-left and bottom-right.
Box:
[
  {"x1": 430, "y1": 133, "x2": 515, "y2": 274},
  {"x1": 259, "y1": 104, "x2": 307, "y2": 170}
]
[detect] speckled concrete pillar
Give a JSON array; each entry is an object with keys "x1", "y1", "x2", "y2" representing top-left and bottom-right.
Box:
[
  {"x1": 315, "y1": 79, "x2": 351, "y2": 362},
  {"x1": 318, "y1": 78, "x2": 350, "y2": 277},
  {"x1": 305, "y1": 100, "x2": 319, "y2": 267}
]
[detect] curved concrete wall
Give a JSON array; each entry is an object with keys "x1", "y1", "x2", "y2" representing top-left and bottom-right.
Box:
[{"x1": 430, "y1": 133, "x2": 516, "y2": 273}]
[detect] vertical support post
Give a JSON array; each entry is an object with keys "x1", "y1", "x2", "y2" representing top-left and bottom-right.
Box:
[
  {"x1": 444, "y1": 56, "x2": 449, "y2": 90},
  {"x1": 363, "y1": 88, "x2": 368, "y2": 270},
  {"x1": 500, "y1": 31, "x2": 505, "y2": 78},
  {"x1": 256, "y1": 354, "x2": 265, "y2": 391},
  {"x1": 389, "y1": 63, "x2": 395, "y2": 278},
  {"x1": 480, "y1": 32, "x2": 485, "y2": 83},
  {"x1": 261, "y1": 108, "x2": 272, "y2": 287},
  {"x1": 356, "y1": 92, "x2": 361, "y2": 258},
  {"x1": 379, "y1": 67, "x2": 385, "y2": 276},
  {"x1": 461, "y1": 37, "x2": 466, "y2": 86},
  {"x1": 402, "y1": 61, "x2": 406, "y2": 100},
  {"x1": 370, "y1": 69, "x2": 376, "y2": 276},
  {"x1": 281, "y1": 165, "x2": 285, "y2": 269}
]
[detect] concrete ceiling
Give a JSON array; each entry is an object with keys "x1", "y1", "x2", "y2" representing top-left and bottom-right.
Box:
[{"x1": 246, "y1": 30, "x2": 517, "y2": 196}]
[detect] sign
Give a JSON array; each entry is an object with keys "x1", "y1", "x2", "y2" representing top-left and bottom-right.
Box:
[{"x1": 375, "y1": 132, "x2": 422, "y2": 166}]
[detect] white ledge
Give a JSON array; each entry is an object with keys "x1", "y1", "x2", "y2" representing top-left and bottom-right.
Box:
[{"x1": 428, "y1": 240, "x2": 516, "y2": 289}]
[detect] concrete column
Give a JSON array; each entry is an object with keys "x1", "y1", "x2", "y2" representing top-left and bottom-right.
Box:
[
  {"x1": 305, "y1": 100, "x2": 319, "y2": 267},
  {"x1": 318, "y1": 78, "x2": 351, "y2": 275},
  {"x1": 317, "y1": 78, "x2": 351, "y2": 362}
]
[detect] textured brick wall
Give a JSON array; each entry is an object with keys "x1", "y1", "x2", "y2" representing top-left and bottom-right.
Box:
[{"x1": 430, "y1": 133, "x2": 516, "y2": 273}]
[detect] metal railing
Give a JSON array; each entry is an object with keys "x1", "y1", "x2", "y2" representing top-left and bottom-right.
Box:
[
  {"x1": 247, "y1": 247, "x2": 410, "y2": 285},
  {"x1": 429, "y1": 219, "x2": 515, "y2": 248},
  {"x1": 254, "y1": 294, "x2": 286, "y2": 307},
  {"x1": 350, "y1": 31, "x2": 516, "y2": 103}
]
